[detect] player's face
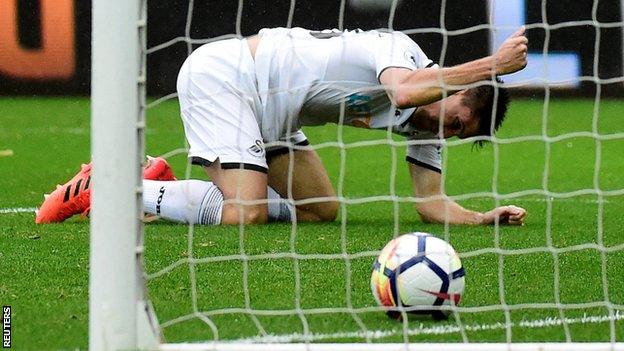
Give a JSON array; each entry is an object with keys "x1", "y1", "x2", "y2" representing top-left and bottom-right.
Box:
[{"x1": 413, "y1": 91, "x2": 480, "y2": 139}]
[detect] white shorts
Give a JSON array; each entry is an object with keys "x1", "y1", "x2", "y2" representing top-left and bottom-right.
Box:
[{"x1": 176, "y1": 38, "x2": 307, "y2": 173}]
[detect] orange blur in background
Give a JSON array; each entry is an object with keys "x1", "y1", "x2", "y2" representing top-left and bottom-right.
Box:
[{"x1": 0, "y1": 0, "x2": 75, "y2": 80}]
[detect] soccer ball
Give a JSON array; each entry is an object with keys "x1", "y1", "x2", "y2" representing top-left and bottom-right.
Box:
[{"x1": 370, "y1": 232, "x2": 465, "y2": 320}]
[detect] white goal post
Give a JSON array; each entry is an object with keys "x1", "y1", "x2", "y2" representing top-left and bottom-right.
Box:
[
  {"x1": 90, "y1": 0, "x2": 159, "y2": 349},
  {"x1": 89, "y1": 0, "x2": 623, "y2": 350}
]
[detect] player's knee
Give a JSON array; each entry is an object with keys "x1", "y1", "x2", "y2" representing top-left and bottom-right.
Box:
[
  {"x1": 242, "y1": 205, "x2": 268, "y2": 224},
  {"x1": 221, "y1": 203, "x2": 268, "y2": 225},
  {"x1": 310, "y1": 200, "x2": 339, "y2": 222},
  {"x1": 323, "y1": 200, "x2": 339, "y2": 221}
]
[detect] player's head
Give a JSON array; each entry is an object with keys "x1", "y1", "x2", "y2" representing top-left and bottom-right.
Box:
[
  {"x1": 412, "y1": 78, "x2": 509, "y2": 145},
  {"x1": 461, "y1": 77, "x2": 509, "y2": 147}
]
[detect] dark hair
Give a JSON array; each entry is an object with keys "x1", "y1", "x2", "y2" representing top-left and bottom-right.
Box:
[{"x1": 462, "y1": 77, "x2": 509, "y2": 148}]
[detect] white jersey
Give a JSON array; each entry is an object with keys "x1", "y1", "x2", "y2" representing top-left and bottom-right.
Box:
[{"x1": 255, "y1": 27, "x2": 442, "y2": 172}]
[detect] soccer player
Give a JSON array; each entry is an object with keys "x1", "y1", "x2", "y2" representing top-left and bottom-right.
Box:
[{"x1": 36, "y1": 26, "x2": 528, "y2": 226}]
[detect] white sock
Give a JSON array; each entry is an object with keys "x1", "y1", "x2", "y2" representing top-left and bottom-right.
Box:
[
  {"x1": 143, "y1": 180, "x2": 294, "y2": 224},
  {"x1": 267, "y1": 186, "x2": 295, "y2": 222},
  {"x1": 143, "y1": 179, "x2": 223, "y2": 225}
]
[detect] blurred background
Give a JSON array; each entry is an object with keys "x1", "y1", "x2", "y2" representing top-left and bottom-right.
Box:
[{"x1": 1, "y1": 0, "x2": 622, "y2": 97}]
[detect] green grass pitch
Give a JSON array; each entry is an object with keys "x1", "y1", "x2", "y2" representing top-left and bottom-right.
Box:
[{"x1": 1, "y1": 97, "x2": 623, "y2": 349}]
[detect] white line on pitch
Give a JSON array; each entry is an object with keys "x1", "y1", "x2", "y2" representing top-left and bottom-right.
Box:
[
  {"x1": 0, "y1": 195, "x2": 614, "y2": 216},
  {"x1": 230, "y1": 311, "x2": 623, "y2": 343},
  {"x1": 0, "y1": 207, "x2": 37, "y2": 214}
]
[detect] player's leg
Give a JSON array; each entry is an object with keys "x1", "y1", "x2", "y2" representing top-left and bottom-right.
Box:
[
  {"x1": 142, "y1": 162, "x2": 293, "y2": 225},
  {"x1": 176, "y1": 37, "x2": 268, "y2": 225},
  {"x1": 267, "y1": 135, "x2": 338, "y2": 222},
  {"x1": 201, "y1": 159, "x2": 268, "y2": 225},
  {"x1": 142, "y1": 164, "x2": 267, "y2": 225}
]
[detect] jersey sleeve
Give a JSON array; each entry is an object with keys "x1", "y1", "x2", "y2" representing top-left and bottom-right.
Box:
[
  {"x1": 374, "y1": 32, "x2": 435, "y2": 79},
  {"x1": 405, "y1": 142, "x2": 442, "y2": 173}
]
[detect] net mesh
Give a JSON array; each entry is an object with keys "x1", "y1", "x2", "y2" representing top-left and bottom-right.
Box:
[{"x1": 141, "y1": 0, "x2": 624, "y2": 345}]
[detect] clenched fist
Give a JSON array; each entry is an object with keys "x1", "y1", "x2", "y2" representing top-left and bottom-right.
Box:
[{"x1": 494, "y1": 26, "x2": 529, "y2": 75}]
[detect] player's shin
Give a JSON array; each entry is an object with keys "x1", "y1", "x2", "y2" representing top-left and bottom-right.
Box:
[
  {"x1": 143, "y1": 180, "x2": 293, "y2": 225},
  {"x1": 143, "y1": 179, "x2": 223, "y2": 225}
]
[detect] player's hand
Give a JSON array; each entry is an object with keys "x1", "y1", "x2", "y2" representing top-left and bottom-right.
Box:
[
  {"x1": 493, "y1": 26, "x2": 528, "y2": 75},
  {"x1": 482, "y1": 205, "x2": 527, "y2": 226}
]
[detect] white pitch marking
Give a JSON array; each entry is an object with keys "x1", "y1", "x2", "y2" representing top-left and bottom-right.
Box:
[
  {"x1": 229, "y1": 311, "x2": 623, "y2": 343},
  {"x1": 0, "y1": 207, "x2": 37, "y2": 214},
  {"x1": 1, "y1": 193, "x2": 615, "y2": 217}
]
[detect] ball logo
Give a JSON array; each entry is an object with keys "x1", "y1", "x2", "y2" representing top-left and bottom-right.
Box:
[{"x1": 419, "y1": 289, "x2": 462, "y2": 305}]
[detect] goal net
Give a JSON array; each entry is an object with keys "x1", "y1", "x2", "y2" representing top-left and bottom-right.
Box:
[{"x1": 90, "y1": 0, "x2": 624, "y2": 350}]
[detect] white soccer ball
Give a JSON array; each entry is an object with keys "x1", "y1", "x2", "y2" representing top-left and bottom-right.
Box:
[{"x1": 370, "y1": 232, "x2": 465, "y2": 320}]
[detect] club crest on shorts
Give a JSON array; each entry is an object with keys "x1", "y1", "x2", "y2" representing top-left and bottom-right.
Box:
[
  {"x1": 248, "y1": 139, "x2": 265, "y2": 158},
  {"x1": 404, "y1": 50, "x2": 417, "y2": 65}
]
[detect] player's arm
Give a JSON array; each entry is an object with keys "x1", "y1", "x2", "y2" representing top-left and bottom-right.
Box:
[
  {"x1": 381, "y1": 27, "x2": 528, "y2": 108},
  {"x1": 409, "y1": 163, "x2": 526, "y2": 225}
]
